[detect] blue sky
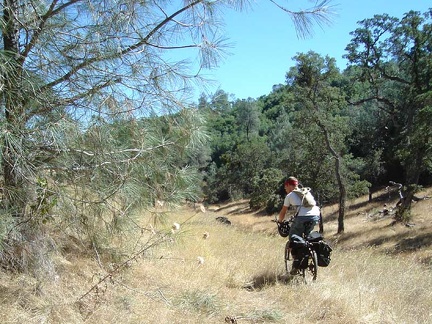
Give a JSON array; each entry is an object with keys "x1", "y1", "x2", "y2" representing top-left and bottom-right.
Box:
[{"x1": 192, "y1": 0, "x2": 431, "y2": 101}]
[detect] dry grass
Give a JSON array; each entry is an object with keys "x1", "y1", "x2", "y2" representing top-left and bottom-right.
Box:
[{"x1": 0, "y1": 189, "x2": 432, "y2": 323}]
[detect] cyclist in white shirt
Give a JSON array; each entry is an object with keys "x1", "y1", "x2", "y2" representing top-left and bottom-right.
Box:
[{"x1": 278, "y1": 176, "x2": 320, "y2": 238}]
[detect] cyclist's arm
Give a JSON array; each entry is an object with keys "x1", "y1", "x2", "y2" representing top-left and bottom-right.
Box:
[{"x1": 278, "y1": 205, "x2": 288, "y2": 222}]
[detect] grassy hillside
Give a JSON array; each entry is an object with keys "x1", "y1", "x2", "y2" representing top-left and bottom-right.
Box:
[{"x1": 0, "y1": 187, "x2": 431, "y2": 323}]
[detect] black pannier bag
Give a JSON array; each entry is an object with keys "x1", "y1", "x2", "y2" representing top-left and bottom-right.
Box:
[
  {"x1": 289, "y1": 234, "x2": 310, "y2": 269},
  {"x1": 316, "y1": 240, "x2": 332, "y2": 267}
]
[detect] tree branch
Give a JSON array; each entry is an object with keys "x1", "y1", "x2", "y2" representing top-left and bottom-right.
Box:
[
  {"x1": 269, "y1": 0, "x2": 336, "y2": 39},
  {"x1": 40, "y1": 0, "x2": 204, "y2": 92},
  {"x1": 22, "y1": 0, "x2": 81, "y2": 60}
]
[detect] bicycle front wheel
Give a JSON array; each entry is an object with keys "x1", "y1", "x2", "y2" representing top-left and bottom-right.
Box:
[{"x1": 302, "y1": 249, "x2": 318, "y2": 284}]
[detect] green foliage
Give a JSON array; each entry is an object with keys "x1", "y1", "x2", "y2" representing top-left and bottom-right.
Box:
[
  {"x1": 224, "y1": 138, "x2": 273, "y2": 196},
  {"x1": 258, "y1": 85, "x2": 294, "y2": 124},
  {"x1": 233, "y1": 98, "x2": 261, "y2": 140},
  {"x1": 345, "y1": 9, "x2": 432, "y2": 189},
  {"x1": 249, "y1": 168, "x2": 283, "y2": 210},
  {"x1": 31, "y1": 177, "x2": 57, "y2": 224},
  {"x1": 202, "y1": 162, "x2": 222, "y2": 203},
  {"x1": 264, "y1": 193, "x2": 283, "y2": 214}
]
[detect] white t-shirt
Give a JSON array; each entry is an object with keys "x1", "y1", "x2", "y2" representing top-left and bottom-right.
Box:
[{"x1": 283, "y1": 191, "x2": 320, "y2": 217}]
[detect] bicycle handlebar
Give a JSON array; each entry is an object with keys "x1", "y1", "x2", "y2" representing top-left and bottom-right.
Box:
[{"x1": 272, "y1": 217, "x2": 294, "y2": 224}]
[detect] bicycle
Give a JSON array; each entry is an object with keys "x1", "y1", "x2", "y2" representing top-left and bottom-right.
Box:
[{"x1": 275, "y1": 217, "x2": 319, "y2": 284}]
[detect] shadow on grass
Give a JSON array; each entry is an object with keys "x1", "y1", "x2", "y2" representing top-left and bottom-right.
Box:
[
  {"x1": 393, "y1": 232, "x2": 432, "y2": 253},
  {"x1": 215, "y1": 204, "x2": 272, "y2": 218},
  {"x1": 333, "y1": 221, "x2": 432, "y2": 255},
  {"x1": 333, "y1": 221, "x2": 399, "y2": 246},
  {"x1": 421, "y1": 255, "x2": 432, "y2": 267},
  {"x1": 243, "y1": 271, "x2": 301, "y2": 291},
  {"x1": 212, "y1": 201, "x2": 249, "y2": 212},
  {"x1": 321, "y1": 189, "x2": 400, "y2": 222}
]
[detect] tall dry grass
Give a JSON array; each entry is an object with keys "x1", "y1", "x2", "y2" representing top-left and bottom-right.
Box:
[{"x1": 0, "y1": 202, "x2": 431, "y2": 323}]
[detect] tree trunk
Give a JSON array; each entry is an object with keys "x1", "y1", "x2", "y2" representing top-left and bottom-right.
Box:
[
  {"x1": 2, "y1": 0, "x2": 26, "y2": 215},
  {"x1": 336, "y1": 157, "x2": 346, "y2": 233},
  {"x1": 317, "y1": 119, "x2": 346, "y2": 233},
  {"x1": 396, "y1": 149, "x2": 423, "y2": 222}
]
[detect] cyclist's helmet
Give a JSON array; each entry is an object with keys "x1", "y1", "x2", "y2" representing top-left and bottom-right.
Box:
[{"x1": 277, "y1": 221, "x2": 290, "y2": 237}]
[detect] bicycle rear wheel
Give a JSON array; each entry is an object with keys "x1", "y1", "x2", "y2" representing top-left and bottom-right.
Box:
[{"x1": 301, "y1": 248, "x2": 318, "y2": 284}]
